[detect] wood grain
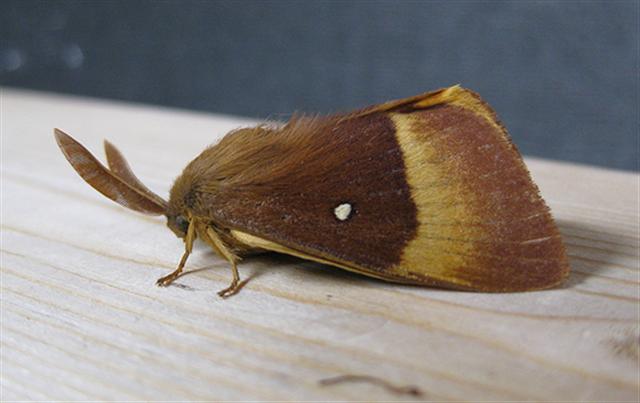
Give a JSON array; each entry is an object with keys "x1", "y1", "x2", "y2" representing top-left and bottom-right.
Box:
[{"x1": 1, "y1": 87, "x2": 638, "y2": 401}]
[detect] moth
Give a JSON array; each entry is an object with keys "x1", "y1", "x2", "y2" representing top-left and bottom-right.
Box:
[{"x1": 54, "y1": 85, "x2": 569, "y2": 297}]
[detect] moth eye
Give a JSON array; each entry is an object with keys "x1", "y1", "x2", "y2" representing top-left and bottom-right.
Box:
[
  {"x1": 175, "y1": 215, "x2": 189, "y2": 234},
  {"x1": 333, "y1": 203, "x2": 353, "y2": 221}
]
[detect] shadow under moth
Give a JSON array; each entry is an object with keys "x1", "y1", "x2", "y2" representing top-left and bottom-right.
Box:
[{"x1": 54, "y1": 85, "x2": 569, "y2": 297}]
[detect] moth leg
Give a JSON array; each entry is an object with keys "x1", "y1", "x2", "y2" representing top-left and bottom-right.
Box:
[
  {"x1": 217, "y1": 261, "x2": 240, "y2": 299},
  {"x1": 203, "y1": 227, "x2": 242, "y2": 298},
  {"x1": 156, "y1": 218, "x2": 196, "y2": 287}
]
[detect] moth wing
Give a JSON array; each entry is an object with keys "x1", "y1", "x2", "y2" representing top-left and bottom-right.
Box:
[
  {"x1": 229, "y1": 230, "x2": 403, "y2": 283},
  {"x1": 197, "y1": 86, "x2": 568, "y2": 291}
]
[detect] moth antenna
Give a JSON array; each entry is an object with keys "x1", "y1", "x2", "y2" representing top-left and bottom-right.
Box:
[
  {"x1": 104, "y1": 139, "x2": 168, "y2": 210},
  {"x1": 54, "y1": 128, "x2": 166, "y2": 215}
]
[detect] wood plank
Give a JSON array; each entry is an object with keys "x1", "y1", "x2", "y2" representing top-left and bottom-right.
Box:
[{"x1": 1, "y1": 87, "x2": 638, "y2": 401}]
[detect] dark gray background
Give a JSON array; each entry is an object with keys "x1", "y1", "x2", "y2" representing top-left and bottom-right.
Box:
[{"x1": 2, "y1": 0, "x2": 638, "y2": 171}]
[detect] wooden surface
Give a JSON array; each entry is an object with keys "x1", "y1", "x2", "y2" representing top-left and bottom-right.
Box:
[{"x1": 1, "y1": 87, "x2": 638, "y2": 402}]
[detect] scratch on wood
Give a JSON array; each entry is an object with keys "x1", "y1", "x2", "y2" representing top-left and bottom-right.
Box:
[
  {"x1": 319, "y1": 374, "x2": 424, "y2": 397},
  {"x1": 171, "y1": 283, "x2": 195, "y2": 291}
]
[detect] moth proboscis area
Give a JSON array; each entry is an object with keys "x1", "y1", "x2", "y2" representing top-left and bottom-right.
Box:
[{"x1": 54, "y1": 85, "x2": 569, "y2": 297}]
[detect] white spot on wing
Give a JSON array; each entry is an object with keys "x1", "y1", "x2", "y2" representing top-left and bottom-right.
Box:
[{"x1": 334, "y1": 203, "x2": 352, "y2": 221}]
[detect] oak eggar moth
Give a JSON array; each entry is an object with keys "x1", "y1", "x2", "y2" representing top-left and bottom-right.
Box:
[{"x1": 55, "y1": 85, "x2": 569, "y2": 297}]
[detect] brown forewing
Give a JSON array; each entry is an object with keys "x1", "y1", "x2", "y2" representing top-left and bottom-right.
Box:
[{"x1": 189, "y1": 113, "x2": 419, "y2": 274}]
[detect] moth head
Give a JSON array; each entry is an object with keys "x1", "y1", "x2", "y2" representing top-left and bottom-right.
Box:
[
  {"x1": 165, "y1": 213, "x2": 190, "y2": 238},
  {"x1": 163, "y1": 161, "x2": 203, "y2": 239},
  {"x1": 54, "y1": 128, "x2": 171, "y2": 224}
]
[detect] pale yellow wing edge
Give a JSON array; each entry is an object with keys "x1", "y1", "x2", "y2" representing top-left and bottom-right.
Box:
[{"x1": 230, "y1": 230, "x2": 421, "y2": 285}]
